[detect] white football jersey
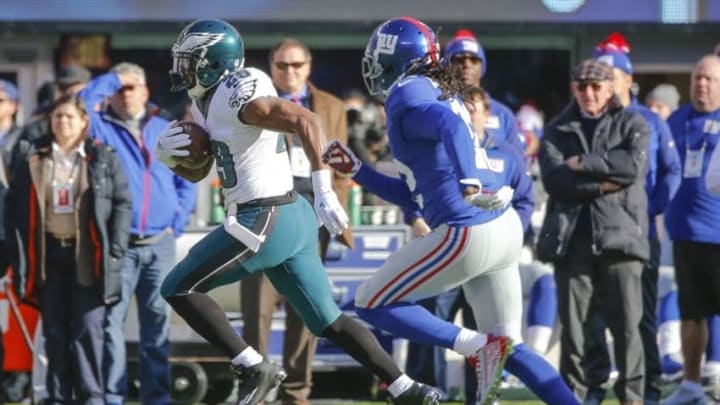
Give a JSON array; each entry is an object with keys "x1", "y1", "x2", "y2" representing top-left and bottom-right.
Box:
[{"x1": 190, "y1": 67, "x2": 293, "y2": 205}]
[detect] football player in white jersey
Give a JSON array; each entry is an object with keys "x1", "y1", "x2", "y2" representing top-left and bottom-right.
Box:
[{"x1": 157, "y1": 19, "x2": 441, "y2": 405}]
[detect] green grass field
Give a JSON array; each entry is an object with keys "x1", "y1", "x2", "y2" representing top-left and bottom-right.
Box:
[{"x1": 309, "y1": 402, "x2": 542, "y2": 405}]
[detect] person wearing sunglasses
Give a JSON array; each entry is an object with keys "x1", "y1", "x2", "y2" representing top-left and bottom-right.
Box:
[
  {"x1": 444, "y1": 30, "x2": 524, "y2": 154},
  {"x1": 537, "y1": 58, "x2": 651, "y2": 405},
  {"x1": 582, "y1": 37, "x2": 682, "y2": 405},
  {"x1": 69, "y1": 62, "x2": 198, "y2": 405},
  {"x1": 238, "y1": 37, "x2": 355, "y2": 405}
]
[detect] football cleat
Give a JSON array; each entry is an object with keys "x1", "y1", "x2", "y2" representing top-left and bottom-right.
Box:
[
  {"x1": 469, "y1": 334, "x2": 513, "y2": 405},
  {"x1": 231, "y1": 360, "x2": 286, "y2": 405},
  {"x1": 391, "y1": 382, "x2": 441, "y2": 405}
]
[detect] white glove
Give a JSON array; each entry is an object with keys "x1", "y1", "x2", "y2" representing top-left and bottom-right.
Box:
[
  {"x1": 466, "y1": 185, "x2": 514, "y2": 211},
  {"x1": 156, "y1": 120, "x2": 191, "y2": 168},
  {"x1": 322, "y1": 140, "x2": 362, "y2": 176},
  {"x1": 312, "y1": 170, "x2": 349, "y2": 235}
]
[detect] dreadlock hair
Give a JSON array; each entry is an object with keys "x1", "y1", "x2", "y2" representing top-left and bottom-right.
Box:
[{"x1": 420, "y1": 61, "x2": 474, "y2": 104}]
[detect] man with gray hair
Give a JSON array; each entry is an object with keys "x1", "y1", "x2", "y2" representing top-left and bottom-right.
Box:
[
  {"x1": 538, "y1": 58, "x2": 650, "y2": 405},
  {"x1": 80, "y1": 61, "x2": 197, "y2": 405}
]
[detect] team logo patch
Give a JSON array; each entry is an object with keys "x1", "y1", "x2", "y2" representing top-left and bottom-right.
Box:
[
  {"x1": 703, "y1": 119, "x2": 720, "y2": 134},
  {"x1": 461, "y1": 40, "x2": 480, "y2": 54},
  {"x1": 376, "y1": 33, "x2": 399, "y2": 55},
  {"x1": 596, "y1": 54, "x2": 614, "y2": 67},
  {"x1": 228, "y1": 78, "x2": 258, "y2": 109},
  {"x1": 485, "y1": 116, "x2": 500, "y2": 129},
  {"x1": 172, "y1": 32, "x2": 225, "y2": 55},
  {"x1": 487, "y1": 158, "x2": 505, "y2": 173}
]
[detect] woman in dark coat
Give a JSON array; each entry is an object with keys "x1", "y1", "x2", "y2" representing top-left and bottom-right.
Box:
[{"x1": 5, "y1": 93, "x2": 132, "y2": 405}]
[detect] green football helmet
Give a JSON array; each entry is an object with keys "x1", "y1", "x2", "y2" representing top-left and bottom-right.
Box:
[{"x1": 169, "y1": 18, "x2": 245, "y2": 99}]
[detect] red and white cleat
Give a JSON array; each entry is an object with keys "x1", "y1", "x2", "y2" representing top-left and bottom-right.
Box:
[{"x1": 468, "y1": 335, "x2": 513, "y2": 405}]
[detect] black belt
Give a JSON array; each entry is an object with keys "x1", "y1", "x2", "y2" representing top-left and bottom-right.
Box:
[
  {"x1": 235, "y1": 190, "x2": 297, "y2": 211},
  {"x1": 129, "y1": 231, "x2": 168, "y2": 246},
  {"x1": 46, "y1": 233, "x2": 76, "y2": 248}
]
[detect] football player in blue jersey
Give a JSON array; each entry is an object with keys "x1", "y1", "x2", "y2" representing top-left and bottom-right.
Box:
[
  {"x1": 158, "y1": 18, "x2": 441, "y2": 405},
  {"x1": 324, "y1": 16, "x2": 579, "y2": 405}
]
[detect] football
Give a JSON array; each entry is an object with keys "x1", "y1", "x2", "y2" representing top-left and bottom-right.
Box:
[{"x1": 176, "y1": 120, "x2": 211, "y2": 169}]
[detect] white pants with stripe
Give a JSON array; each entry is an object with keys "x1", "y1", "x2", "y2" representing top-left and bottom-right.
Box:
[{"x1": 355, "y1": 208, "x2": 524, "y2": 341}]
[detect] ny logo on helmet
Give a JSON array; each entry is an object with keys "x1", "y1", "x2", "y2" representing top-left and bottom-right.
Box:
[
  {"x1": 172, "y1": 32, "x2": 226, "y2": 56},
  {"x1": 376, "y1": 33, "x2": 399, "y2": 55}
]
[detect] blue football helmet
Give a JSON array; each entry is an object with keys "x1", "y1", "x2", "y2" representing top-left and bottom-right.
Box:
[
  {"x1": 170, "y1": 18, "x2": 245, "y2": 99},
  {"x1": 362, "y1": 16, "x2": 440, "y2": 98}
]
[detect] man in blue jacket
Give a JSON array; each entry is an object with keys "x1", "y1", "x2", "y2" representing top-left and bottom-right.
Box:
[
  {"x1": 584, "y1": 47, "x2": 682, "y2": 405},
  {"x1": 663, "y1": 54, "x2": 720, "y2": 405},
  {"x1": 444, "y1": 30, "x2": 524, "y2": 153},
  {"x1": 82, "y1": 62, "x2": 197, "y2": 405}
]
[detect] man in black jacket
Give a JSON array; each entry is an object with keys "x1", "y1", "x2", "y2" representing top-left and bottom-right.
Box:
[{"x1": 537, "y1": 59, "x2": 650, "y2": 405}]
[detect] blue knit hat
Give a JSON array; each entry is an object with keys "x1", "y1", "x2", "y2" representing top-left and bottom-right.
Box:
[
  {"x1": 594, "y1": 49, "x2": 633, "y2": 75},
  {"x1": 444, "y1": 30, "x2": 487, "y2": 75},
  {"x1": 0, "y1": 79, "x2": 19, "y2": 102}
]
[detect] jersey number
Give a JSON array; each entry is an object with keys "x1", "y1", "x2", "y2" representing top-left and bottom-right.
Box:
[
  {"x1": 395, "y1": 159, "x2": 424, "y2": 209},
  {"x1": 211, "y1": 140, "x2": 237, "y2": 188}
]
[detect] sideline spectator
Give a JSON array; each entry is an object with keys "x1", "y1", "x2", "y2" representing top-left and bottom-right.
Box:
[
  {"x1": 0, "y1": 80, "x2": 21, "y2": 178},
  {"x1": 538, "y1": 59, "x2": 650, "y2": 405},
  {"x1": 445, "y1": 29, "x2": 524, "y2": 151},
  {"x1": 583, "y1": 36, "x2": 682, "y2": 405},
  {"x1": 0, "y1": 152, "x2": 6, "y2": 404},
  {"x1": 515, "y1": 103, "x2": 544, "y2": 159},
  {"x1": 18, "y1": 64, "x2": 93, "y2": 145},
  {"x1": 4, "y1": 94, "x2": 131, "y2": 405},
  {"x1": 662, "y1": 54, "x2": 720, "y2": 405},
  {"x1": 30, "y1": 81, "x2": 59, "y2": 119},
  {"x1": 80, "y1": 62, "x2": 196, "y2": 405},
  {"x1": 646, "y1": 84, "x2": 681, "y2": 121},
  {"x1": 342, "y1": 88, "x2": 380, "y2": 166}
]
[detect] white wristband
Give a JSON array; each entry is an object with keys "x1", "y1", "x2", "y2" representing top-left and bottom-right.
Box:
[{"x1": 311, "y1": 169, "x2": 332, "y2": 192}]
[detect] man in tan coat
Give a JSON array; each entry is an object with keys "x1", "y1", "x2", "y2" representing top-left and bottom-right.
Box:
[{"x1": 240, "y1": 38, "x2": 354, "y2": 404}]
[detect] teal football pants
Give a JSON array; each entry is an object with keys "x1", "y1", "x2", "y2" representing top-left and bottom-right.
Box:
[{"x1": 161, "y1": 197, "x2": 341, "y2": 335}]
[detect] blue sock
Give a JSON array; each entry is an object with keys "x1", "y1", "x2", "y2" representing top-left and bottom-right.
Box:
[
  {"x1": 505, "y1": 343, "x2": 579, "y2": 405},
  {"x1": 356, "y1": 302, "x2": 461, "y2": 348},
  {"x1": 527, "y1": 274, "x2": 557, "y2": 327},
  {"x1": 707, "y1": 315, "x2": 720, "y2": 362}
]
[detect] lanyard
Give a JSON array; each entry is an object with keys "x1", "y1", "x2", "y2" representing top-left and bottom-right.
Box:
[
  {"x1": 685, "y1": 111, "x2": 709, "y2": 152},
  {"x1": 51, "y1": 153, "x2": 81, "y2": 186}
]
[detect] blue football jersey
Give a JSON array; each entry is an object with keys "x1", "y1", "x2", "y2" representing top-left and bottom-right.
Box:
[
  {"x1": 382, "y1": 75, "x2": 506, "y2": 228},
  {"x1": 480, "y1": 135, "x2": 534, "y2": 231}
]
